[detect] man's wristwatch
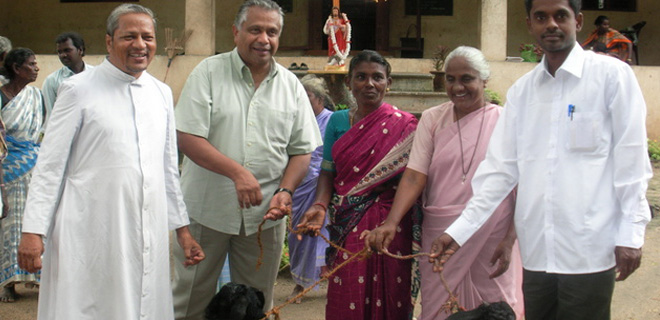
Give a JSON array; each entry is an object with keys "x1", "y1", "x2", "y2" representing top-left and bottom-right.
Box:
[{"x1": 273, "y1": 187, "x2": 293, "y2": 197}]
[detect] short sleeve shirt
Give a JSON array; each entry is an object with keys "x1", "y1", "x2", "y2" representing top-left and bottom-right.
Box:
[{"x1": 175, "y1": 48, "x2": 323, "y2": 235}]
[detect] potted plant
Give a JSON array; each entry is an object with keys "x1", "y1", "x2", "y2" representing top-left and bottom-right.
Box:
[
  {"x1": 519, "y1": 43, "x2": 543, "y2": 62},
  {"x1": 430, "y1": 45, "x2": 450, "y2": 92}
]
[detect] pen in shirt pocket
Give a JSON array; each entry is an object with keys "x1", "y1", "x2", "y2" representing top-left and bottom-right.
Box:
[{"x1": 568, "y1": 104, "x2": 575, "y2": 121}]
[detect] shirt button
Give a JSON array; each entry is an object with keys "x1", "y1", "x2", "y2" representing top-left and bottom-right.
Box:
[
  {"x1": 248, "y1": 121, "x2": 254, "y2": 126},
  {"x1": 247, "y1": 143, "x2": 252, "y2": 147}
]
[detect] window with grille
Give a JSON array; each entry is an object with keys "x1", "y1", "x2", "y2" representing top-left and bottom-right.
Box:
[{"x1": 582, "y1": 0, "x2": 636, "y2": 12}]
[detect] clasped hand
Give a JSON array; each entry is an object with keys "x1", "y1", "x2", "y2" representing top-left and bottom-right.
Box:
[
  {"x1": 18, "y1": 233, "x2": 44, "y2": 273},
  {"x1": 363, "y1": 221, "x2": 397, "y2": 253},
  {"x1": 294, "y1": 204, "x2": 326, "y2": 240},
  {"x1": 263, "y1": 191, "x2": 292, "y2": 221}
]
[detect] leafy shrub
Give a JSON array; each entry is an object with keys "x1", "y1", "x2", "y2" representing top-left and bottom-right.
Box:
[
  {"x1": 649, "y1": 138, "x2": 660, "y2": 161},
  {"x1": 485, "y1": 88, "x2": 503, "y2": 105}
]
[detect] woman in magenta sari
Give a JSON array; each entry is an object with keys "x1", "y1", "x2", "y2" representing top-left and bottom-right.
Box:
[
  {"x1": 366, "y1": 47, "x2": 523, "y2": 320},
  {"x1": 298, "y1": 50, "x2": 418, "y2": 320}
]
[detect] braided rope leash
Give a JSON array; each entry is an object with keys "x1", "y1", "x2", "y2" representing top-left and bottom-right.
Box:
[{"x1": 255, "y1": 207, "x2": 463, "y2": 319}]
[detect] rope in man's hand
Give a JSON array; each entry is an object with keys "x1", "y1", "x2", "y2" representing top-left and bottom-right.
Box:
[{"x1": 255, "y1": 207, "x2": 463, "y2": 320}]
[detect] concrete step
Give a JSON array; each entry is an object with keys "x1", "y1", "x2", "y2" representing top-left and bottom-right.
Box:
[
  {"x1": 389, "y1": 72, "x2": 433, "y2": 92},
  {"x1": 386, "y1": 91, "x2": 449, "y2": 115},
  {"x1": 291, "y1": 69, "x2": 442, "y2": 114},
  {"x1": 277, "y1": 56, "x2": 434, "y2": 74},
  {"x1": 292, "y1": 70, "x2": 435, "y2": 93}
]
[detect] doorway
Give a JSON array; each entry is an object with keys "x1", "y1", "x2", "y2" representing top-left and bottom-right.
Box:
[{"x1": 322, "y1": 0, "x2": 377, "y2": 51}]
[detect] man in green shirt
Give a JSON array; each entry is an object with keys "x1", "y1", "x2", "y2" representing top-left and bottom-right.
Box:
[{"x1": 172, "y1": 0, "x2": 322, "y2": 318}]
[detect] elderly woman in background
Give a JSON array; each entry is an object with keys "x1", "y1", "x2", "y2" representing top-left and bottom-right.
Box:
[
  {"x1": 582, "y1": 15, "x2": 632, "y2": 63},
  {"x1": 0, "y1": 37, "x2": 12, "y2": 85},
  {"x1": 298, "y1": 50, "x2": 419, "y2": 320},
  {"x1": 366, "y1": 46, "x2": 523, "y2": 319},
  {"x1": 287, "y1": 74, "x2": 334, "y2": 303},
  {"x1": 0, "y1": 48, "x2": 44, "y2": 302}
]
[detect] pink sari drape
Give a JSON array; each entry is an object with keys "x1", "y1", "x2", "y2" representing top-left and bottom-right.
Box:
[
  {"x1": 419, "y1": 104, "x2": 523, "y2": 320},
  {"x1": 326, "y1": 103, "x2": 418, "y2": 320}
]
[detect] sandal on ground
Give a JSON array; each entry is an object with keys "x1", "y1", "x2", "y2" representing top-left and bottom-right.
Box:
[
  {"x1": 288, "y1": 62, "x2": 299, "y2": 70},
  {"x1": 299, "y1": 63, "x2": 309, "y2": 71}
]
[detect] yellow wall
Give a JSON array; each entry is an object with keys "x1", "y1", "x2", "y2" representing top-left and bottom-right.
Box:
[
  {"x1": 2, "y1": 1, "x2": 657, "y2": 65},
  {"x1": 0, "y1": 0, "x2": 185, "y2": 55}
]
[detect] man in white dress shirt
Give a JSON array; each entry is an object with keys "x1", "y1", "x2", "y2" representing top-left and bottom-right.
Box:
[
  {"x1": 41, "y1": 32, "x2": 93, "y2": 126},
  {"x1": 431, "y1": 0, "x2": 652, "y2": 319},
  {"x1": 17, "y1": 4, "x2": 205, "y2": 320}
]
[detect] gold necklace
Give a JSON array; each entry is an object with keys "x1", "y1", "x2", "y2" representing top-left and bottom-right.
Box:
[{"x1": 455, "y1": 105, "x2": 486, "y2": 184}]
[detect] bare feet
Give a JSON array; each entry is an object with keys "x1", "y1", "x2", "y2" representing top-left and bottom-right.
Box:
[
  {"x1": 0, "y1": 284, "x2": 17, "y2": 303},
  {"x1": 288, "y1": 284, "x2": 304, "y2": 304}
]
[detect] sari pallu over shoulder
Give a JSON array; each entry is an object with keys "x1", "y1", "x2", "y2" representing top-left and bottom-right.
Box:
[
  {"x1": 1, "y1": 86, "x2": 43, "y2": 183},
  {"x1": 331, "y1": 103, "x2": 417, "y2": 197},
  {"x1": 326, "y1": 103, "x2": 417, "y2": 262}
]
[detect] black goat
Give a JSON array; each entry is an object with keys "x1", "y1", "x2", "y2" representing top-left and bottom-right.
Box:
[{"x1": 205, "y1": 282, "x2": 266, "y2": 320}]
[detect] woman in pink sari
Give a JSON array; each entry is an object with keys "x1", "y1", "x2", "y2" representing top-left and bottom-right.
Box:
[
  {"x1": 298, "y1": 50, "x2": 418, "y2": 320},
  {"x1": 366, "y1": 46, "x2": 523, "y2": 319}
]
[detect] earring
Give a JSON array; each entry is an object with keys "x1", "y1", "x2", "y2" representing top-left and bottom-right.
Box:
[{"x1": 386, "y1": 87, "x2": 390, "y2": 92}]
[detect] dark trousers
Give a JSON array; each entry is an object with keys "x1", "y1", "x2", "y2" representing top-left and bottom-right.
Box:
[{"x1": 523, "y1": 268, "x2": 616, "y2": 320}]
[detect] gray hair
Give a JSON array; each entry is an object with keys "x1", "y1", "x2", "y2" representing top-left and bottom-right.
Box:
[
  {"x1": 106, "y1": 4, "x2": 157, "y2": 36},
  {"x1": 0, "y1": 36, "x2": 11, "y2": 55},
  {"x1": 234, "y1": 0, "x2": 284, "y2": 33},
  {"x1": 301, "y1": 74, "x2": 335, "y2": 111},
  {"x1": 445, "y1": 46, "x2": 491, "y2": 81}
]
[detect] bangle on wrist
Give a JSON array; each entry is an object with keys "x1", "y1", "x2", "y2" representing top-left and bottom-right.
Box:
[
  {"x1": 313, "y1": 202, "x2": 327, "y2": 212},
  {"x1": 273, "y1": 187, "x2": 293, "y2": 197}
]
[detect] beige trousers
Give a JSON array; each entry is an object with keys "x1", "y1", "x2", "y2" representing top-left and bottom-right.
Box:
[{"x1": 172, "y1": 219, "x2": 285, "y2": 320}]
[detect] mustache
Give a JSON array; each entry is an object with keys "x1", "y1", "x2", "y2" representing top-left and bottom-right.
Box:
[
  {"x1": 542, "y1": 32, "x2": 563, "y2": 38},
  {"x1": 128, "y1": 50, "x2": 150, "y2": 55}
]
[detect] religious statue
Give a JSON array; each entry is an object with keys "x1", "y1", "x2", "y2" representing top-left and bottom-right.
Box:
[{"x1": 323, "y1": 6, "x2": 351, "y2": 68}]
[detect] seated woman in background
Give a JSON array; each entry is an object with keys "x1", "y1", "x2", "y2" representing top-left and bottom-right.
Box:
[{"x1": 582, "y1": 15, "x2": 633, "y2": 63}]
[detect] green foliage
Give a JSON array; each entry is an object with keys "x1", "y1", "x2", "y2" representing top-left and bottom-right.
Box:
[
  {"x1": 432, "y1": 45, "x2": 450, "y2": 71},
  {"x1": 519, "y1": 43, "x2": 543, "y2": 62},
  {"x1": 649, "y1": 138, "x2": 660, "y2": 161},
  {"x1": 280, "y1": 228, "x2": 290, "y2": 271},
  {"x1": 485, "y1": 88, "x2": 503, "y2": 105}
]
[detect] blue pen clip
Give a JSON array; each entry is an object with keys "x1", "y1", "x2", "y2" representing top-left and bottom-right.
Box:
[{"x1": 568, "y1": 104, "x2": 575, "y2": 120}]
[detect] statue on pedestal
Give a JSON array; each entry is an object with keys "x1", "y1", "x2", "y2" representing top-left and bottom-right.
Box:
[{"x1": 323, "y1": 6, "x2": 351, "y2": 69}]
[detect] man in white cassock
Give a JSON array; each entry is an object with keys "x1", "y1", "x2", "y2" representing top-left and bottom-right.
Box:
[{"x1": 16, "y1": 4, "x2": 205, "y2": 320}]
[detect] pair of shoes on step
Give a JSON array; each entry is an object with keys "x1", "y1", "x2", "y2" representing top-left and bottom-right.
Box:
[{"x1": 288, "y1": 62, "x2": 309, "y2": 71}]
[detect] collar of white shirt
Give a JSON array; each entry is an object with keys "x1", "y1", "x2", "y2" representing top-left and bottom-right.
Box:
[{"x1": 539, "y1": 41, "x2": 585, "y2": 79}]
